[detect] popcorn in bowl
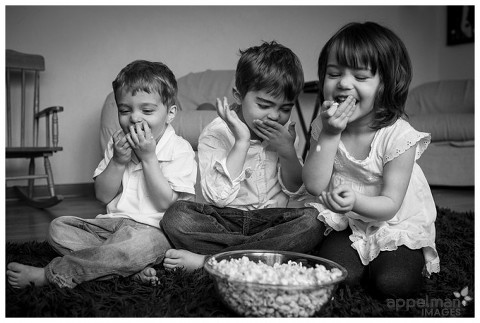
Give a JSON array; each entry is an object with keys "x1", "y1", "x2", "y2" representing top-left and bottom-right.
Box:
[{"x1": 204, "y1": 250, "x2": 348, "y2": 317}]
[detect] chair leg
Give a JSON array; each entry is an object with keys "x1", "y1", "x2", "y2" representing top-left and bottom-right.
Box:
[
  {"x1": 44, "y1": 156, "x2": 56, "y2": 197},
  {"x1": 13, "y1": 156, "x2": 63, "y2": 209},
  {"x1": 28, "y1": 157, "x2": 35, "y2": 198}
]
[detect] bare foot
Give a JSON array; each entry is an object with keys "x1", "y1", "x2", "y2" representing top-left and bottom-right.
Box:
[
  {"x1": 163, "y1": 249, "x2": 206, "y2": 272},
  {"x1": 132, "y1": 267, "x2": 158, "y2": 286},
  {"x1": 7, "y1": 262, "x2": 47, "y2": 288}
]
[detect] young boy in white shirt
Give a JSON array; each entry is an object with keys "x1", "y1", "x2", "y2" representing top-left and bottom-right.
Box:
[
  {"x1": 161, "y1": 41, "x2": 325, "y2": 271},
  {"x1": 7, "y1": 60, "x2": 197, "y2": 288}
]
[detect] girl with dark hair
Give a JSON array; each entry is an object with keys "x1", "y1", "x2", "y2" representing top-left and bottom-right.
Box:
[{"x1": 303, "y1": 22, "x2": 439, "y2": 299}]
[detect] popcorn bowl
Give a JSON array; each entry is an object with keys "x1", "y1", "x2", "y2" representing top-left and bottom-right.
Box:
[{"x1": 203, "y1": 250, "x2": 348, "y2": 317}]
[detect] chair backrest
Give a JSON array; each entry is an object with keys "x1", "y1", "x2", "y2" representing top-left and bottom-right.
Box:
[{"x1": 6, "y1": 49, "x2": 45, "y2": 148}]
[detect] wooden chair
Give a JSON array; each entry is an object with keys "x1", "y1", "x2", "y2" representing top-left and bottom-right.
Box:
[{"x1": 6, "y1": 49, "x2": 64, "y2": 208}]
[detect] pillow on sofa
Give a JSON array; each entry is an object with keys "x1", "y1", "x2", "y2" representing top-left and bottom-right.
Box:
[
  {"x1": 176, "y1": 69, "x2": 235, "y2": 112},
  {"x1": 408, "y1": 113, "x2": 474, "y2": 142},
  {"x1": 405, "y1": 79, "x2": 474, "y2": 115},
  {"x1": 171, "y1": 110, "x2": 217, "y2": 151},
  {"x1": 100, "y1": 92, "x2": 119, "y2": 153}
]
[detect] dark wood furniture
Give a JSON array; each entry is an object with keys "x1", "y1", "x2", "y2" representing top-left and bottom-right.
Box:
[
  {"x1": 300, "y1": 81, "x2": 320, "y2": 160},
  {"x1": 6, "y1": 49, "x2": 64, "y2": 208}
]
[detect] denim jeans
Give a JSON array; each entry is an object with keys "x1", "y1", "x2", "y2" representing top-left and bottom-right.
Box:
[
  {"x1": 45, "y1": 216, "x2": 171, "y2": 288},
  {"x1": 161, "y1": 200, "x2": 325, "y2": 255}
]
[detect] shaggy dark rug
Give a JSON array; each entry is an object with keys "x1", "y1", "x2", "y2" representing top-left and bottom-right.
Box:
[{"x1": 5, "y1": 207, "x2": 474, "y2": 317}]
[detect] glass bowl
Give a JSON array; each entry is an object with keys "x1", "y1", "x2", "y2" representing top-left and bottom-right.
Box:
[{"x1": 204, "y1": 250, "x2": 348, "y2": 317}]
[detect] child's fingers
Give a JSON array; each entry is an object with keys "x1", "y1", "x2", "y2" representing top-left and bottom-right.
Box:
[
  {"x1": 125, "y1": 133, "x2": 135, "y2": 148},
  {"x1": 113, "y1": 129, "x2": 127, "y2": 145},
  {"x1": 321, "y1": 191, "x2": 332, "y2": 209},
  {"x1": 252, "y1": 119, "x2": 271, "y2": 132},
  {"x1": 120, "y1": 137, "x2": 131, "y2": 149},
  {"x1": 318, "y1": 194, "x2": 325, "y2": 204},
  {"x1": 142, "y1": 120, "x2": 151, "y2": 133},
  {"x1": 325, "y1": 192, "x2": 347, "y2": 211},
  {"x1": 329, "y1": 190, "x2": 347, "y2": 208},
  {"x1": 224, "y1": 97, "x2": 229, "y2": 110},
  {"x1": 219, "y1": 97, "x2": 239, "y2": 126},
  {"x1": 256, "y1": 120, "x2": 288, "y2": 138},
  {"x1": 114, "y1": 135, "x2": 131, "y2": 151},
  {"x1": 216, "y1": 97, "x2": 226, "y2": 120},
  {"x1": 142, "y1": 121, "x2": 154, "y2": 140},
  {"x1": 321, "y1": 101, "x2": 338, "y2": 118},
  {"x1": 253, "y1": 126, "x2": 271, "y2": 140},
  {"x1": 334, "y1": 96, "x2": 355, "y2": 119},
  {"x1": 261, "y1": 119, "x2": 282, "y2": 131},
  {"x1": 288, "y1": 122, "x2": 296, "y2": 137},
  {"x1": 113, "y1": 129, "x2": 124, "y2": 140},
  {"x1": 344, "y1": 99, "x2": 357, "y2": 119},
  {"x1": 135, "y1": 122, "x2": 145, "y2": 138},
  {"x1": 129, "y1": 125, "x2": 140, "y2": 144},
  {"x1": 224, "y1": 108, "x2": 238, "y2": 126},
  {"x1": 114, "y1": 133, "x2": 126, "y2": 145}
]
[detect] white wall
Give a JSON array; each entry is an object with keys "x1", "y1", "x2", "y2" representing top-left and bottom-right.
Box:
[{"x1": 5, "y1": 5, "x2": 474, "y2": 185}]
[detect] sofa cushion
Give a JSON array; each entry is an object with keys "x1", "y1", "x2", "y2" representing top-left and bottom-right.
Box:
[
  {"x1": 417, "y1": 141, "x2": 474, "y2": 186},
  {"x1": 171, "y1": 110, "x2": 217, "y2": 151},
  {"x1": 408, "y1": 113, "x2": 474, "y2": 142},
  {"x1": 405, "y1": 79, "x2": 474, "y2": 115},
  {"x1": 177, "y1": 69, "x2": 235, "y2": 112}
]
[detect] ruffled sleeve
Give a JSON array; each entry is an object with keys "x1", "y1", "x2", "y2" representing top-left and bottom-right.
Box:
[{"x1": 381, "y1": 119, "x2": 431, "y2": 165}]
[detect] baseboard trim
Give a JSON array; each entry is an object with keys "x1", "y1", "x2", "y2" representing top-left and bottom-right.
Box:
[{"x1": 6, "y1": 182, "x2": 96, "y2": 201}]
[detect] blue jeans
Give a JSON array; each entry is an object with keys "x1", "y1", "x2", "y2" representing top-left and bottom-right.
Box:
[
  {"x1": 45, "y1": 216, "x2": 171, "y2": 288},
  {"x1": 161, "y1": 201, "x2": 325, "y2": 255}
]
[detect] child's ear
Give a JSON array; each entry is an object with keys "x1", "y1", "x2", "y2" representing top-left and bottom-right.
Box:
[
  {"x1": 232, "y1": 87, "x2": 242, "y2": 105},
  {"x1": 166, "y1": 105, "x2": 177, "y2": 124}
]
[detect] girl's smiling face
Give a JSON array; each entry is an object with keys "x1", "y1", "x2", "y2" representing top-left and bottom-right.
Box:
[
  {"x1": 116, "y1": 89, "x2": 176, "y2": 141},
  {"x1": 323, "y1": 51, "x2": 381, "y2": 127},
  {"x1": 234, "y1": 89, "x2": 294, "y2": 140}
]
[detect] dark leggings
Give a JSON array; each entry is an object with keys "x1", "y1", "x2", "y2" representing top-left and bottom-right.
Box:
[{"x1": 316, "y1": 227, "x2": 425, "y2": 300}]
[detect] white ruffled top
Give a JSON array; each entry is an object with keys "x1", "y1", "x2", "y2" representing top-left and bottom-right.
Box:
[{"x1": 307, "y1": 118, "x2": 440, "y2": 277}]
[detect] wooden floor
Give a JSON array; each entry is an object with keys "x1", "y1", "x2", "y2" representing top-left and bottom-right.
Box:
[{"x1": 4, "y1": 187, "x2": 475, "y2": 243}]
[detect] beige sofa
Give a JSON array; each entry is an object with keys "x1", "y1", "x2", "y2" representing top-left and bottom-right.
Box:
[
  {"x1": 405, "y1": 79, "x2": 474, "y2": 186},
  {"x1": 101, "y1": 72, "x2": 471, "y2": 199}
]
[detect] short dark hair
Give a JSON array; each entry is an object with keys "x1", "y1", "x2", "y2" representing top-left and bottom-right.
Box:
[
  {"x1": 235, "y1": 41, "x2": 304, "y2": 102},
  {"x1": 112, "y1": 60, "x2": 177, "y2": 108},
  {"x1": 317, "y1": 22, "x2": 412, "y2": 129}
]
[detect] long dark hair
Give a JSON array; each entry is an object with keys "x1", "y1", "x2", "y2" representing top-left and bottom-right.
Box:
[{"x1": 318, "y1": 22, "x2": 412, "y2": 129}]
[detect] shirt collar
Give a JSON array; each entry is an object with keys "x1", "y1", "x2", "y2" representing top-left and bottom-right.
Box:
[{"x1": 155, "y1": 124, "x2": 176, "y2": 161}]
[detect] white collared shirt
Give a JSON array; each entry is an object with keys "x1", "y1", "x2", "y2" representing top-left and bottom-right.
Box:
[
  {"x1": 199, "y1": 117, "x2": 309, "y2": 210},
  {"x1": 93, "y1": 124, "x2": 197, "y2": 228}
]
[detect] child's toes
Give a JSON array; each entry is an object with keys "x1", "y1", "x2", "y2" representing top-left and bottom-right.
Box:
[
  {"x1": 132, "y1": 267, "x2": 157, "y2": 285},
  {"x1": 150, "y1": 276, "x2": 159, "y2": 286},
  {"x1": 163, "y1": 263, "x2": 177, "y2": 270},
  {"x1": 165, "y1": 249, "x2": 180, "y2": 259},
  {"x1": 143, "y1": 267, "x2": 156, "y2": 277}
]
